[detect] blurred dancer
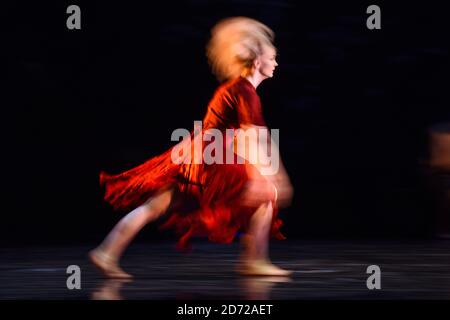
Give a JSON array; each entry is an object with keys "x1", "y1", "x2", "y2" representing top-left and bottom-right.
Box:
[{"x1": 89, "y1": 17, "x2": 293, "y2": 278}]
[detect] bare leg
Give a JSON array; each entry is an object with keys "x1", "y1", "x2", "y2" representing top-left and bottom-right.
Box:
[
  {"x1": 90, "y1": 188, "x2": 174, "y2": 278},
  {"x1": 239, "y1": 201, "x2": 292, "y2": 276},
  {"x1": 244, "y1": 202, "x2": 272, "y2": 262}
]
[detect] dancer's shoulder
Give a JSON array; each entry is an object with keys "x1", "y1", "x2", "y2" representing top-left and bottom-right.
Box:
[{"x1": 217, "y1": 77, "x2": 255, "y2": 97}]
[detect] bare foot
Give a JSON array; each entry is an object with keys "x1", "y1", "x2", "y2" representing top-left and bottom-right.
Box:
[
  {"x1": 237, "y1": 259, "x2": 293, "y2": 277},
  {"x1": 89, "y1": 248, "x2": 134, "y2": 279}
]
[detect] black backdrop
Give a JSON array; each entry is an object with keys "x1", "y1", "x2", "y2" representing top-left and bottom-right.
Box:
[{"x1": 4, "y1": 1, "x2": 449, "y2": 246}]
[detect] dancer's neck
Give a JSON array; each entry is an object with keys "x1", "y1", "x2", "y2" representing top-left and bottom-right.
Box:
[{"x1": 244, "y1": 73, "x2": 266, "y2": 89}]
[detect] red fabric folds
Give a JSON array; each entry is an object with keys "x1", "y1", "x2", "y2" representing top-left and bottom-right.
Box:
[{"x1": 99, "y1": 77, "x2": 286, "y2": 249}]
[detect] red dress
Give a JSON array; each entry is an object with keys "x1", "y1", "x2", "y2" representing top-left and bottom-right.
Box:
[{"x1": 100, "y1": 77, "x2": 285, "y2": 249}]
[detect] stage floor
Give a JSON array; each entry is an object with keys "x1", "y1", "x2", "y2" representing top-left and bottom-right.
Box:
[{"x1": 1, "y1": 240, "x2": 450, "y2": 300}]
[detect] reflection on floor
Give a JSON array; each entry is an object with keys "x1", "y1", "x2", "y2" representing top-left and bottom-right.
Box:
[{"x1": 1, "y1": 240, "x2": 450, "y2": 299}]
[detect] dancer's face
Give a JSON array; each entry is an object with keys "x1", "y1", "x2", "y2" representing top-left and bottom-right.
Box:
[{"x1": 255, "y1": 45, "x2": 278, "y2": 79}]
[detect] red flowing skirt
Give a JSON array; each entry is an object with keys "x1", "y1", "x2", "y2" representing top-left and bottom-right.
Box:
[{"x1": 99, "y1": 132, "x2": 285, "y2": 249}]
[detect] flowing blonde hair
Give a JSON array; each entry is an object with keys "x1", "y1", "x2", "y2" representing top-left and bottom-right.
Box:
[{"x1": 206, "y1": 17, "x2": 275, "y2": 81}]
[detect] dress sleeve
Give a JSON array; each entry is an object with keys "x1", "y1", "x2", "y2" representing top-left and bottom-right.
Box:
[{"x1": 236, "y1": 87, "x2": 266, "y2": 127}]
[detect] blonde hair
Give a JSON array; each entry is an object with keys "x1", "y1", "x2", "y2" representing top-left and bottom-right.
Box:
[{"x1": 206, "y1": 17, "x2": 275, "y2": 81}]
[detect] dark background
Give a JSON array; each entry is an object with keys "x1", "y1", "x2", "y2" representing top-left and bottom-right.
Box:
[{"x1": 3, "y1": 1, "x2": 449, "y2": 246}]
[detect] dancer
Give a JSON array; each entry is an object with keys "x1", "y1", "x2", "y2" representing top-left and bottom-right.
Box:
[{"x1": 89, "y1": 17, "x2": 294, "y2": 278}]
